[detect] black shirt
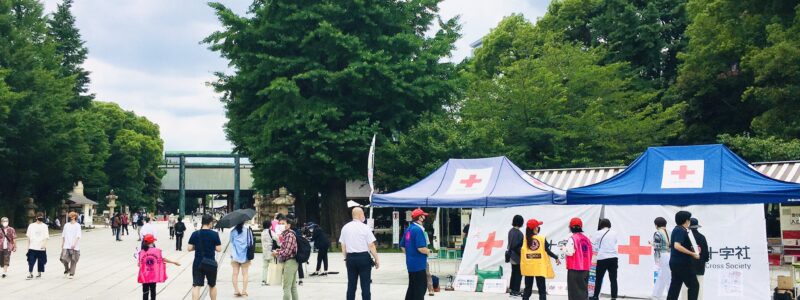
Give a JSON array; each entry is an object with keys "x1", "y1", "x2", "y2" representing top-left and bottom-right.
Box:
[
  {"x1": 507, "y1": 228, "x2": 524, "y2": 264},
  {"x1": 690, "y1": 230, "x2": 709, "y2": 275},
  {"x1": 188, "y1": 229, "x2": 221, "y2": 266},
  {"x1": 670, "y1": 225, "x2": 694, "y2": 266}
]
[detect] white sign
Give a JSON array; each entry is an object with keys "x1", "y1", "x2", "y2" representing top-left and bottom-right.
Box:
[
  {"x1": 481, "y1": 279, "x2": 507, "y2": 293},
  {"x1": 446, "y1": 168, "x2": 493, "y2": 195},
  {"x1": 392, "y1": 211, "x2": 400, "y2": 244},
  {"x1": 458, "y1": 205, "x2": 602, "y2": 292},
  {"x1": 453, "y1": 275, "x2": 478, "y2": 292},
  {"x1": 661, "y1": 160, "x2": 705, "y2": 188},
  {"x1": 605, "y1": 204, "x2": 769, "y2": 299}
]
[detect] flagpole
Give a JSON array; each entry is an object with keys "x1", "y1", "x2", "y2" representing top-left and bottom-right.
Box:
[{"x1": 368, "y1": 134, "x2": 376, "y2": 219}]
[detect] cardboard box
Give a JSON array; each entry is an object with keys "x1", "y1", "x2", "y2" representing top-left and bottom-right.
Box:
[{"x1": 778, "y1": 275, "x2": 794, "y2": 290}]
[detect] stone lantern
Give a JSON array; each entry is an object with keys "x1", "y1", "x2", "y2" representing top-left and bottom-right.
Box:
[{"x1": 106, "y1": 189, "x2": 118, "y2": 216}]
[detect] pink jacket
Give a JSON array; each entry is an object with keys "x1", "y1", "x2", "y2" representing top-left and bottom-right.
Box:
[
  {"x1": 138, "y1": 248, "x2": 167, "y2": 283},
  {"x1": 566, "y1": 233, "x2": 593, "y2": 271}
]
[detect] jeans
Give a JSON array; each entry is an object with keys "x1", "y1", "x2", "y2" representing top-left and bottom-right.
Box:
[
  {"x1": 142, "y1": 283, "x2": 156, "y2": 300},
  {"x1": 26, "y1": 249, "x2": 47, "y2": 273},
  {"x1": 175, "y1": 234, "x2": 184, "y2": 251},
  {"x1": 282, "y1": 259, "x2": 299, "y2": 300},
  {"x1": 594, "y1": 257, "x2": 618, "y2": 299},
  {"x1": 523, "y1": 276, "x2": 547, "y2": 300},
  {"x1": 510, "y1": 263, "x2": 522, "y2": 294},
  {"x1": 567, "y1": 270, "x2": 588, "y2": 300},
  {"x1": 316, "y1": 247, "x2": 329, "y2": 271},
  {"x1": 667, "y1": 263, "x2": 698, "y2": 300},
  {"x1": 346, "y1": 252, "x2": 372, "y2": 300},
  {"x1": 405, "y1": 270, "x2": 427, "y2": 300}
]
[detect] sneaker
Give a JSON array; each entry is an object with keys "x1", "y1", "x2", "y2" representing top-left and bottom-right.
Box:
[
  {"x1": 36, "y1": 273, "x2": 42, "y2": 279},
  {"x1": 298, "y1": 280, "x2": 303, "y2": 286},
  {"x1": 261, "y1": 281, "x2": 267, "y2": 286},
  {"x1": 26, "y1": 273, "x2": 33, "y2": 280},
  {"x1": 1, "y1": 274, "x2": 6, "y2": 278},
  {"x1": 309, "y1": 272, "x2": 319, "y2": 277},
  {"x1": 68, "y1": 275, "x2": 74, "y2": 279},
  {"x1": 321, "y1": 272, "x2": 328, "y2": 276}
]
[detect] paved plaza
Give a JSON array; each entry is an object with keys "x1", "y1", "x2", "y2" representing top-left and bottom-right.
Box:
[{"x1": 2, "y1": 221, "x2": 790, "y2": 299}]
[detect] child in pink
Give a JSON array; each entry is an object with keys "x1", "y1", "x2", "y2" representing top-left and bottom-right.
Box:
[{"x1": 138, "y1": 234, "x2": 180, "y2": 300}]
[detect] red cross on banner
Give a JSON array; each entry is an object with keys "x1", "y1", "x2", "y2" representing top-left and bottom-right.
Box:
[
  {"x1": 459, "y1": 174, "x2": 482, "y2": 188},
  {"x1": 671, "y1": 165, "x2": 695, "y2": 180},
  {"x1": 661, "y1": 160, "x2": 704, "y2": 189},
  {"x1": 476, "y1": 231, "x2": 504, "y2": 256},
  {"x1": 618, "y1": 235, "x2": 652, "y2": 265}
]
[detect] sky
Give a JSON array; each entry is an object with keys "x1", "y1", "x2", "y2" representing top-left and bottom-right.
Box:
[{"x1": 42, "y1": 0, "x2": 551, "y2": 152}]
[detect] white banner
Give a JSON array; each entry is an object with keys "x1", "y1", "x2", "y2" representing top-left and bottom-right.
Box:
[
  {"x1": 605, "y1": 204, "x2": 769, "y2": 299},
  {"x1": 458, "y1": 205, "x2": 602, "y2": 290}
]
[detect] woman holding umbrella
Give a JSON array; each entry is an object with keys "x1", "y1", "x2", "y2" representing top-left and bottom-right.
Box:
[{"x1": 216, "y1": 209, "x2": 256, "y2": 297}]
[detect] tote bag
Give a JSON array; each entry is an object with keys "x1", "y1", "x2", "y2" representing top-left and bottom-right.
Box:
[{"x1": 267, "y1": 257, "x2": 283, "y2": 286}]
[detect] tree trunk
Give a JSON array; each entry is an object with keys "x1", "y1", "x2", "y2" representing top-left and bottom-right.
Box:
[
  {"x1": 322, "y1": 180, "x2": 349, "y2": 246},
  {"x1": 294, "y1": 192, "x2": 306, "y2": 225}
]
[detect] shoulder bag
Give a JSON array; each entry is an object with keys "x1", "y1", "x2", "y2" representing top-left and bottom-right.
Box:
[
  {"x1": 246, "y1": 228, "x2": 255, "y2": 261},
  {"x1": 199, "y1": 231, "x2": 218, "y2": 269}
]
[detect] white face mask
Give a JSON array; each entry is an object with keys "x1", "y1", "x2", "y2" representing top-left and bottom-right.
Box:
[
  {"x1": 275, "y1": 224, "x2": 286, "y2": 235},
  {"x1": 1, "y1": 222, "x2": 7, "y2": 227}
]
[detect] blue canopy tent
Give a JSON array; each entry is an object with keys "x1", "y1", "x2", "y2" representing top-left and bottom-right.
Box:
[
  {"x1": 372, "y1": 156, "x2": 565, "y2": 208},
  {"x1": 567, "y1": 144, "x2": 800, "y2": 205}
]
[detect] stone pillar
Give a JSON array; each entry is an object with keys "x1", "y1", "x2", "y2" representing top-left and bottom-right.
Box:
[
  {"x1": 106, "y1": 190, "x2": 118, "y2": 217},
  {"x1": 179, "y1": 156, "x2": 186, "y2": 219}
]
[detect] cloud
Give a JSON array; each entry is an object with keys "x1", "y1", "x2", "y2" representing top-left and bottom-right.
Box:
[{"x1": 43, "y1": 0, "x2": 550, "y2": 152}]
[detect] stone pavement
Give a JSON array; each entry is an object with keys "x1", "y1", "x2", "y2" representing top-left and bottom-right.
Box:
[{"x1": 2, "y1": 222, "x2": 539, "y2": 300}]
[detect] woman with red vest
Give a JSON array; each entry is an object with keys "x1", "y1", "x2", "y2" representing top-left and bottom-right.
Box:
[
  {"x1": 520, "y1": 219, "x2": 561, "y2": 300},
  {"x1": 563, "y1": 217, "x2": 592, "y2": 300}
]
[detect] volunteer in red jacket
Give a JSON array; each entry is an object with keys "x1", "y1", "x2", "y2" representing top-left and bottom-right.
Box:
[
  {"x1": 562, "y1": 217, "x2": 592, "y2": 300},
  {"x1": 520, "y1": 218, "x2": 561, "y2": 300}
]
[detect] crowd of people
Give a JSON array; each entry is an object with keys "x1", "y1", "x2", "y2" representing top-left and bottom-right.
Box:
[{"x1": 502, "y1": 210, "x2": 709, "y2": 300}]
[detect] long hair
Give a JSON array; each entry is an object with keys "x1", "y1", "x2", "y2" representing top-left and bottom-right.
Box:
[{"x1": 235, "y1": 222, "x2": 244, "y2": 234}]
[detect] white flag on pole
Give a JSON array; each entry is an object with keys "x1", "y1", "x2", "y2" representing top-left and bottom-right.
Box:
[{"x1": 368, "y1": 134, "x2": 376, "y2": 192}]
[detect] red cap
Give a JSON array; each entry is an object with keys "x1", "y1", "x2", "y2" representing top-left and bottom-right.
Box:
[
  {"x1": 143, "y1": 234, "x2": 157, "y2": 244},
  {"x1": 411, "y1": 208, "x2": 429, "y2": 219},
  {"x1": 569, "y1": 217, "x2": 583, "y2": 228},
  {"x1": 526, "y1": 219, "x2": 543, "y2": 230}
]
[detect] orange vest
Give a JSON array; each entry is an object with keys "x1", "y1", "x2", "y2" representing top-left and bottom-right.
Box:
[{"x1": 519, "y1": 235, "x2": 555, "y2": 278}]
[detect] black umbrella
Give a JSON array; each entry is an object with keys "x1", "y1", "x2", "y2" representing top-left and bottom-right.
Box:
[{"x1": 215, "y1": 208, "x2": 256, "y2": 228}]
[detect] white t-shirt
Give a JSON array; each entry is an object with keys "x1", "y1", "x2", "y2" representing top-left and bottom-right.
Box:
[
  {"x1": 339, "y1": 220, "x2": 376, "y2": 253},
  {"x1": 140, "y1": 223, "x2": 156, "y2": 239},
  {"x1": 62, "y1": 222, "x2": 82, "y2": 250},
  {"x1": 26, "y1": 222, "x2": 49, "y2": 250},
  {"x1": 592, "y1": 228, "x2": 619, "y2": 260}
]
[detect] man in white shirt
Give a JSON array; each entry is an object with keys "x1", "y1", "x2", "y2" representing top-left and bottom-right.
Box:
[
  {"x1": 25, "y1": 212, "x2": 49, "y2": 279},
  {"x1": 60, "y1": 212, "x2": 82, "y2": 279},
  {"x1": 339, "y1": 207, "x2": 380, "y2": 300},
  {"x1": 140, "y1": 217, "x2": 156, "y2": 240}
]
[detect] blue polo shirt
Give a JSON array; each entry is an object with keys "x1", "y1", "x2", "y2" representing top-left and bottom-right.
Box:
[{"x1": 401, "y1": 223, "x2": 428, "y2": 272}]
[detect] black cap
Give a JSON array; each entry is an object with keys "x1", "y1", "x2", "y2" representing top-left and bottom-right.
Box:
[{"x1": 689, "y1": 218, "x2": 701, "y2": 229}]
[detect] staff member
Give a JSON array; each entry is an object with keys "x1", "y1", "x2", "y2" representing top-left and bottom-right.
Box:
[
  {"x1": 520, "y1": 219, "x2": 561, "y2": 300},
  {"x1": 340, "y1": 207, "x2": 380, "y2": 300},
  {"x1": 680, "y1": 218, "x2": 709, "y2": 300},
  {"x1": 666, "y1": 211, "x2": 700, "y2": 300},
  {"x1": 401, "y1": 208, "x2": 430, "y2": 300},
  {"x1": 563, "y1": 217, "x2": 592, "y2": 300}
]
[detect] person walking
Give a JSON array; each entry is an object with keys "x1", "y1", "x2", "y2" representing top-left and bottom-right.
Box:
[
  {"x1": 1, "y1": 217, "x2": 17, "y2": 278},
  {"x1": 520, "y1": 219, "x2": 561, "y2": 300},
  {"x1": 140, "y1": 217, "x2": 156, "y2": 241},
  {"x1": 273, "y1": 215, "x2": 299, "y2": 300},
  {"x1": 261, "y1": 219, "x2": 278, "y2": 286},
  {"x1": 175, "y1": 217, "x2": 187, "y2": 251},
  {"x1": 169, "y1": 214, "x2": 176, "y2": 240},
  {"x1": 651, "y1": 217, "x2": 672, "y2": 300},
  {"x1": 60, "y1": 212, "x2": 82, "y2": 279},
  {"x1": 132, "y1": 212, "x2": 139, "y2": 230},
  {"x1": 122, "y1": 213, "x2": 130, "y2": 236},
  {"x1": 137, "y1": 213, "x2": 145, "y2": 240},
  {"x1": 230, "y1": 221, "x2": 254, "y2": 297},
  {"x1": 563, "y1": 217, "x2": 592, "y2": 300},
  {"x1": 680, "y1": 218, "x2": 709, "y2": 300},
  {"x1": 25, "y1": 212, "x2": 49, "y2": 279},
  {"x1": 591, "y1": 218, "x2": 619, "y2": 300},
  {"x1": 507, "y1": 215, "x2": 525, "y2": 297},
  {"x1": 401, "y1": 208, "x2": 430, "y2": 300},
  {"x1": 666, "y1": 211, "x2": 700, "y2": 300},
  {"x1": 310, "y1": 223, "x2": 330, "y2": 277},
  {"x1": 340, "y1": 207, "x2": 380, "y2": 300},
  {"x1": 112, "y1": 213, "x2": 121, "y2": 241},
  {"x1": 189, "y1": 214, "x2": 222, "y2": 300},
  {"x1": 138, "y1": 234, "x2": 181, "y2": 300}
]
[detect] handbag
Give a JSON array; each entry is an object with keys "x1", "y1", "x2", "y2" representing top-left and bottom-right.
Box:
[
  {"x1": 246, "y1": 228, "x2": 255, "y2": 261},
  {"x1": 267, "y1": 257, "x2": 283, "y2": 286}
]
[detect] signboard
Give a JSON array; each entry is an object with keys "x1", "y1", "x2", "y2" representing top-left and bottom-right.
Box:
[
  {"x1": 481, "y1": 279, "x2": 507, "y2": 293},
  {"x1": 392, "y1": 211, "x2": 400, "y2": 244},
  {"x1": 453, "y1": 275, "x2": 478, "y2": 292},
  {"x1": 780, "y1": 205, "x2": 800, "y2": 246}
]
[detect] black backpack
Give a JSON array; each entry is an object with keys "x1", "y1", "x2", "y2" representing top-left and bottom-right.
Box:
[{"x1": 295, "y1": 234, "x2": 311, "y2": 263}]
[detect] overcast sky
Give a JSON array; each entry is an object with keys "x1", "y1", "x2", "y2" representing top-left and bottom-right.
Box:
[{"x1": 42, "y1": 0, "x2": 550, "y2": 152}]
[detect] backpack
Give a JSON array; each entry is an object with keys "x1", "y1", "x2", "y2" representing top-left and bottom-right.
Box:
[
  {"x1": 295, "y1": 234, "x2": 311, "y2": 263},
  {"x1": 175, "y1": 222, "x2": 186, "y2": 235}
]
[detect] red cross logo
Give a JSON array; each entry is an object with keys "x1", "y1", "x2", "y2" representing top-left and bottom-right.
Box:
[
  {"x1": 618, "y1": 236, "x2": 652, "y2": 265},
  {"x1": 670, "y1": 165, "x2": 695, "y2": 180},
  {"x1": 476, "y1": 231, "x2": 504, "y2": 256},
  {"x1": 459, "y1": 174, "x2": 482, "y2": 188}
]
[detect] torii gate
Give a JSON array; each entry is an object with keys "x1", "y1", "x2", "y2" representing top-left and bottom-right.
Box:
[{"x1": 164, "y1": 151, "x2": 243, "y2": 219}]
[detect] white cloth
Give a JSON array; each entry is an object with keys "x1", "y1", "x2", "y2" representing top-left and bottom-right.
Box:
[
  {"x1": 652, "y1": 252, "x2": 672, "y2": 299},
  {"x1": 26, "y1": 222, "x2": 49, "y2": 250},
  {"x1": 592, "y1": 228, "x2": 619, "y2": 260},
  {"x1": 62, "y1": 222, "x2": 82, "y2": 250},
  {"x1": 261, "y1": 227, "x2": 276, "y2": 253},
  {"x1": 140, "y1": 223, "x2": 156, "y2": 240},
  {"x1": 339, "y1": 220, "x2": 376, "y2": 253}
]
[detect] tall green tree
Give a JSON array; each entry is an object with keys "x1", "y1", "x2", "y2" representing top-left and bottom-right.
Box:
[
  {"x1": 48, "y1": 0, "x2": 92, "y2": 110},
  {"x1": 205, "y1": 0, "x2": 460, "y2": 237}
]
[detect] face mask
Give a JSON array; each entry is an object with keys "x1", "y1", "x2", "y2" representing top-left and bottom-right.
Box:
[
  {"x1": 275, "y1": 224, "x2": 285, "y2": 234},
  {"x1": 37, "y1": 217, "x2": 44, "y2": 222},
  {"x1": 1, "y1": 222, "x2": 7, "y2": 227}
]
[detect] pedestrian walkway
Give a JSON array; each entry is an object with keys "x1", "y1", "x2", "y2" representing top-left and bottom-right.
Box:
[{"x1": 1, "y1": 222, "x2": 558, "y2": 299}]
